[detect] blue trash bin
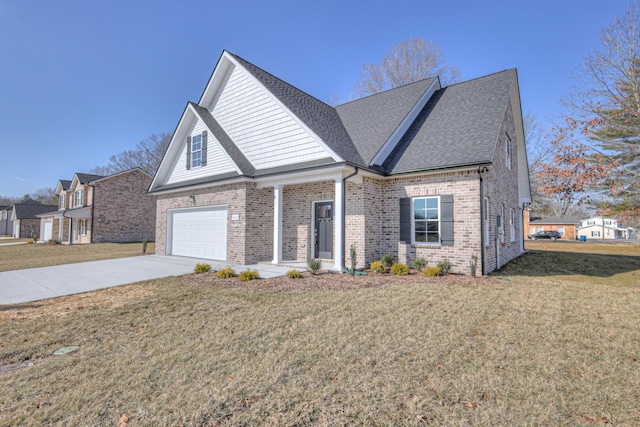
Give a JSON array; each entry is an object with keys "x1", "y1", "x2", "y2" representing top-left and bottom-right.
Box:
[{"x1": 580, "y1": 235, "x2": 586, "y2": 242}]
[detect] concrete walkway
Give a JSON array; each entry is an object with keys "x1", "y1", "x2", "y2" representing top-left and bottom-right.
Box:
[{"x1": 0, "y1": 255, "x2": 290, "y2": 305}]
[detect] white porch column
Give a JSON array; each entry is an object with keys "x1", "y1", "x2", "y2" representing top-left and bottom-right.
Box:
[
  {"x1": 333, "y1": 178, "x2": 344, "y2": 272},
  {"x1": 272, "y1": 184, "x2": 283, "y2": 264}
]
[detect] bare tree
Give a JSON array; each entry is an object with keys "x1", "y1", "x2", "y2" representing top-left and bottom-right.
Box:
[
  {"x1": 92, "y1": 132, "x2": 172, "y2": 176},
  {"x1": 30, "y1": 187, "x2": 57, "y2": 205},
  {"x1": 566, "y1": 2, "x2": 640, "y2": 218},
  {"x1": 0, "y1": 196, "x2": 20, "y2": 206},
  {"x1": 354, "y1": 38, "x2": 461, "y2": 98}
]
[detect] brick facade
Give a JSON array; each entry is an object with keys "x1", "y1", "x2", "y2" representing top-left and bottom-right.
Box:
[{"x1": 92, "y1": 169, "x2": 156, "y2": 243}]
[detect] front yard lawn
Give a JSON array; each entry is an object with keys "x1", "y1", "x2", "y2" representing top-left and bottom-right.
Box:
[
  {"x1": 0, "y1": 242, "x2": 155, "y2": 272},
  {"x1": 0, "y1": 242, "x2": 638, "y2": 425}
]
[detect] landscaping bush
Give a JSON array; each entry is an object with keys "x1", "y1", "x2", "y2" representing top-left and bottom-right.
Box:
[
  {"x1": 381, "y1": 254, "x2": 395, "y2": 269},
  {"x1": 470, "y1": 254, "x2": 478, "y2": 277},
  {"x1": 411, "y1": 257, "x2": 428, "y2": 271},
  {"x1": 390, "y1": 263, "x2": 410, "y2": 276},
  {"x1": 216, "y1": 267, "x2": 237, "y2": 278},
  {"x1": 307, "y1": 258, "x2": 322, "y2": 275},
  {"x1": 194, "y1": 263, "x2": 211, "y2": 274},
  {"x1": 437, "y1": 259, "x2": 452, "y2": 275},
  {"x1": 238, "y1": 269, "x2": 260, "y2": 282},
  {"x1": 423, "y1": 266, "x2": 442, "y2": 277},
  {"x1": 286, "y1": 269, "x2": 302, "y2": 279},
  {"x1": 370, "y1": 260, "x2": 386, "y2": 273},
  {"x1": 142, "y1": 240, "x2": 148, "y2": 254}
]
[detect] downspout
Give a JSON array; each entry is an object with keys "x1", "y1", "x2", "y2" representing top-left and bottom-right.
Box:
[
  {"x1": 341, "y1": 167, "x2": 359, "y2": 271},
  {"x1": 478, "y1": 166, "x2": 486, "y2": 276}
]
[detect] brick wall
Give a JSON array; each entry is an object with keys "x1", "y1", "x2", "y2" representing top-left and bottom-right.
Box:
[
  {"x1": 155, "y1": 182, "x2": 272, "y2": 265},
  {"x1": 92, "y1": 170, "x2": 156, "y2": 243}
]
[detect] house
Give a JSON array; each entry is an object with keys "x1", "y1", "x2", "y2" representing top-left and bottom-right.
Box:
[
  {"x1": 148, "y1": 51, "x2": 530, "y2": 275},
  {"x1": 523, "y1": 210, "x2": 580, "y2": 240},
  {"x1": 37, "y1": 168, "x2": 156, "y2": 243},
  {"x1": 0, "y1": 205, "x2": 13, "y2": 236},
  {"x1": 576, "y1": 216, "x2": 633, "y2": 240},
  {"x1": 10, "y1": 199, "x2": 57, "y2": 239}
]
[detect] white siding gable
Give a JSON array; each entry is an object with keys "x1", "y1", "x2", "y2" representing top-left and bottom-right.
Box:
[
  {"x1": 211, "y1": 65, "x2": 329, "y2": 170},
  {"x1": 165, "y1": 117, "x2": 238, "y2": 185}
]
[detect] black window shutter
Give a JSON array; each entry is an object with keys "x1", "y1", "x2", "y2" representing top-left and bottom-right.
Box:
[
  {"x1": 399, "y1": 197, "x2": 411, "y2": 243},
  {"x1": 201, "y1": 131, "x2": 208, "y2": 166},
  {"x1": 441, "y1": 195, "x2": 454, "y2": 246},
  {"x1": 186, "y1": 136, "x2": 191, "y2": 170}
]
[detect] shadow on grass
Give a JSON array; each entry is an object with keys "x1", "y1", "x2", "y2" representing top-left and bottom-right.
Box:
[
  {"x1": 0, "y1": 303, "x2": 44, "y2": 311},
  {"x1": 496, "y1": 249, "x2": 640, "y2": 278}
]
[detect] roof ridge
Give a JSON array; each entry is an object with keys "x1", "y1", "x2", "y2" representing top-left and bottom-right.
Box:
[
  {"x1": 442, "y1": 68, "x2": 515, "y2": 89},
  {"x1": 335, "y1": 77, "x2": 437, "y2": 108}
]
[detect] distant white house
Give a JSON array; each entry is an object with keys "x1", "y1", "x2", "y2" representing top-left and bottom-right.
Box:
[{"x1": 576, "y1": 216, "x2": 633, "y2": 240}]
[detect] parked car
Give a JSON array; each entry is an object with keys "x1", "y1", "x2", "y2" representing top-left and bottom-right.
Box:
[{"x1": 528, "y1": 230, "x2": 561, "y2": 241}]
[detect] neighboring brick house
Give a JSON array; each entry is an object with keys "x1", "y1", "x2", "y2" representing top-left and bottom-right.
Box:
[
  {"x1": 10, "y1": 199, "x2": 57, "y2": 239},
  {"x1": 148, "y1": 51, "x2": 531, "y2": 275},
  {"x1": 523, "y1": 210, "x2": 580, "y2": 240},
  {"x1": 38, "y1": 168, "x2": 156, "y2": 243}
]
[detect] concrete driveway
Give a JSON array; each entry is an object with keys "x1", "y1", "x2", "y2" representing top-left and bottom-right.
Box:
[{"x1": 0, "y1": 255, "x2": 290, "y2": 305}]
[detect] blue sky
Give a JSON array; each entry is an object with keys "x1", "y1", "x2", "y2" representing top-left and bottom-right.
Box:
[{"x1": 0, "y1": 0, "x2": 629, "y2": 197}]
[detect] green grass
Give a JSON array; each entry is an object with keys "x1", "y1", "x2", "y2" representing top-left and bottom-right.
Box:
[
  {"x1": 1, "y1": 242, "x2": 639, "y2": 425},
  {"x1": 0, "y1": 242, "x2": 155, "y2": 272}
]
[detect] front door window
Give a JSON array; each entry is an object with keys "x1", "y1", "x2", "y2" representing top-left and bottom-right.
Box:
[{"x1": 314, "y1": 202, "x2": 333, "y2": 259}]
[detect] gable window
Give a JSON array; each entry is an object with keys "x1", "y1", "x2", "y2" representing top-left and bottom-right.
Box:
[
  {"x1": 505, "y1": 137, "x2": 512, "y2": 170},
  {"x1": 587, "y1": 220, "x2": 595, "y2": 226},
  {"x1": 413, "y1": 197, "x2": 440, "y2": 243},
  {"x1": 484, "y1": 197, "x2": 490, "y2": 246},
  {"x1": 186, "y1": 131, "x2": 208, "y2": 170},
  {"x1": 191, "y1": 134, "x2": 202, "y2": 168},
  {"x1": 510, "y1": 208, "x2": 515, "y2": 242},
  {"x1": 59, "y1": 194, "x2": 66, "y2": 210}
]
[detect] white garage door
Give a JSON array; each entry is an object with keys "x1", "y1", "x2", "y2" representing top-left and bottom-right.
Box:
[
  {"x1": 43, "y1": 221, "x2": 53, "y2": 242},
  {"x1": 169, "y1": 207, "x2": 227, "y2": 260}
]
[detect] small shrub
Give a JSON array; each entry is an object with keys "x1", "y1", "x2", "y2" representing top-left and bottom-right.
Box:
[
  {"x1": 381, "y1": 254, "x2": 395, "y2": 269},
  {"x1": 390, "y1": 263, "x2": 410, "y2": 276},
  {"x1": 423, "y1": 266, "x2": 442, "y2": 277},
  {"x1": 216, "y1": 267, "x2": 237, "y2": 278},
  {"x1": 370, "y1": 260, "x2": 386, "y2": 273},
  {"x1": 142, "y1": 239, "x2": 148, "y2": 253},
  {"x1": 238, "y1": 269, "x2": 260, "y2": 282},
  {"x1": 411, "y1": 257, "x2": 428, "y2": 271},
  {"x1": 26, "y1": 240, "x2": 34, "y2": 244},
  {"x1": 286, "y1": 269, "x2": 302, "y2": 279},
  {"x1": 194, "y1": 263, "x2": 211, "y2": 274},
  {"x1": 470, "y1": 254, "x2": 478, "y2": 277},
  {"x1": 437, "y1": 259, "x2": 452, "y2": 275},
  {"x1": 307, "y1": 258, "x2": 322, "y2": 275}
]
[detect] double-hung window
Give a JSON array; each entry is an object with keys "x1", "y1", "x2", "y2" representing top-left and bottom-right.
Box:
[
  {"x1": 80, "y1": 219, "x2": 87, "y2": 236},
  {"x1": 59, "y1": 194, "x2": 66, "y2": 210},
  {"x1": 413, "y1": 196, "x2": 440, "y2": 243},
  {"x1": 505, "y1": 137, "x2": 512, "y2": 170},
  {"x1": 73, "y1": 190, "x2": 83, "y2": 208},
  {"x1": 191, "y1": 134, "x2": 202, "y2": 168},
  {"x1": 510, "y1": 208, "x2": 515, "y2": 242},
  {"x1": 484, "y1": 197, "x2": 490, "y2": 246}
]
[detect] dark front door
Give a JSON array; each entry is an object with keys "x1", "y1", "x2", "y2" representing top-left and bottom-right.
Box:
[{"x1": 315, "y1": 202, "x2": 333, "y2": 259}]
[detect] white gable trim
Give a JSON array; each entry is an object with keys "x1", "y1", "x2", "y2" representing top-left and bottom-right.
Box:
[
  {"x1": 371, "y1": 77, "x2": 441, "y2": 166},
  {"x1": 510, "y1": 72, "x2": 531, "y2": 205},
  {"x1": 222, "y1": 52, "x2": 342, "y2": 163}
]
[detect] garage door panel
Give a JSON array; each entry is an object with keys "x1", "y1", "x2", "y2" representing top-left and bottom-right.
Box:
[{"x1": 169, "y1": 207, "x2": 227, "y2": 260}]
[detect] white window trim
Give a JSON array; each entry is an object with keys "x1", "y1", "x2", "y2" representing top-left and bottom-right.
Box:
[
  {"x1": 500, "y1": 204, "x2": 505, "y2": 243},
  {"x1": 557, "y1": 226, "x2": 565, "y2": 237},
  {"x1": 412, "y1": 196, "x2": 441, "y2": 245},
  {"x1": 191, "y1": 134, "x2": 202, "y2": 168}
]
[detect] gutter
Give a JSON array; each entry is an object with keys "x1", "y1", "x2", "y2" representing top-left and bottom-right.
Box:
[
  {"x1": 341, "y1": 167, "x2": 359, "y2": 271},
  {"x1": 478, "y1": 166, "x2": 486, "y2": 275}
]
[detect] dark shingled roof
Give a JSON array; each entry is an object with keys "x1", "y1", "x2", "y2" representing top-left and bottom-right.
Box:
[
  {"x1": 228, "y1": 53, "x2": 366, "y2": 167},
  {"x1": 59, "y1": 180, "x2": 72, "y2": 190},
  {"x1": 335, "y1": 78, "x2": 437, "y2": 165},
  {"x1": 14, "y1": 199, "x2": 57, "y2": 219},
  {"x1": 382, "y1": 69, "x2": 516, "y2": 174},
  {"x1": 75, "y1": 173, "x2": 104, "y2": 184},
  {"x1": 530, "y1": 216, "x2": 581, "y2": 225}
]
